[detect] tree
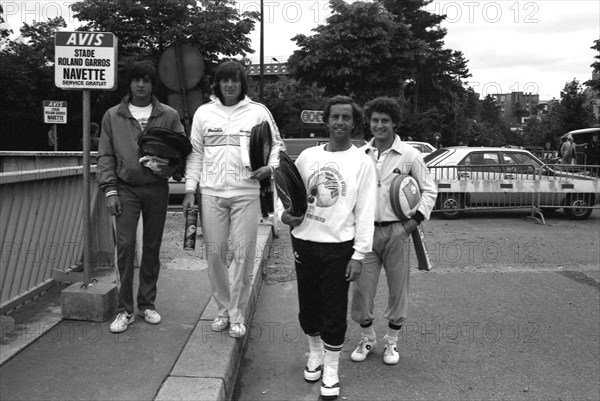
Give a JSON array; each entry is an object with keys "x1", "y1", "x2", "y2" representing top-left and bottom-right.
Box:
[
  {"x1": 71, "y1": 0, "x2": 258, "y2": 68},
  {"x1": 0, "y1": 5, "x2": 12, "y2": 48},
  {"x1": 0, "y1": 17, "x2": 73, "y2": 150},
  {"x1": 558, "y1": 79, "x2": 596, "y2": 131},
  {"x1": 287, "y1": 0, "x2": 420, "y2": 104},
  {"x1": 584, "y1": 38, "x2": 600, "y2": 92},
  {"x1": 0, "y1": 1, "x2": 260, "y2": 150},
  {"x1": 254, "y1": 77, "x2": 327, "y2": 137}
]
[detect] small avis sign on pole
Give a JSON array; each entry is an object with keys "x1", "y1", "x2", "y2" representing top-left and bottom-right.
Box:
[
  {"x1": 43, "y1": 100, "x2": 67, "y2": 124},
  {"x1": 54, "y1": 31, "x2": 117, "y2": 90}
]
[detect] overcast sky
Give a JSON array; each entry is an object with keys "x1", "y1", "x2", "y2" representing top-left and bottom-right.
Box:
[{"x1": 2, "y1": 0, "x2": 598, "y2": 100}]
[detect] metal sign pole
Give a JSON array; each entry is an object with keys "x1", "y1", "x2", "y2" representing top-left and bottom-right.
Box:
[
  {"x1": 82, "y1": 89, "x2": 91, "y2": 286},
  {"x1": 174, "y1": 44, "x2": 191, "y2": 135},
  {"x1": 53, "y1": 124, "x2": 58, "y2": 151}
]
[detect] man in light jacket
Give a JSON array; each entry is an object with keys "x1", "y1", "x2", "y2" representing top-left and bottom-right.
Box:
[
  {"x1": 350, "y1": 97, "x2": 437, "y2": 365},
  {"x1": 183, "y1": 60, "x2": 281, "y2": 338}
]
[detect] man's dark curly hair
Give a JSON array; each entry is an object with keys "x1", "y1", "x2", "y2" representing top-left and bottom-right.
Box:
[{"x1": 364, "y1": 97, "x2": 402, "y2": 125}]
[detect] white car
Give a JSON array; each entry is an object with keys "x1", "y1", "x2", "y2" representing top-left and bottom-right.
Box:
[
  {"x1": 424, "y1": 147, "x2": 600, "y2": 219},
  {"x1": 405, "y1": 141, "x2": 436, "y2": 153}
]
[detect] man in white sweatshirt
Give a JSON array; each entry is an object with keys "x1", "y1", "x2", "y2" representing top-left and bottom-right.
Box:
[
  {"x1": 281, "y1": 95, "x2": 376, "y2": 400},
  {"x1": 183, "y1": 61, "x2": 281, "y2": 338}
]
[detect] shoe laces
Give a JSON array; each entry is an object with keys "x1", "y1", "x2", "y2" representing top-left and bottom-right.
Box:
[
  {"x1": 116, "y1": 312, "x2": 130, "y2": 322},
  {"x1": 358, "y1": 336, "x2": 372, "y2": 352},
  {"x1": 322, "y1": 367, "x2": 338, "y2": 385},
  {"x1": 384, "y1": 339, "x2": 397, "y2": 356},
  {"x1": 307, "y1": 352, "x2": 323, "y2": 370}
]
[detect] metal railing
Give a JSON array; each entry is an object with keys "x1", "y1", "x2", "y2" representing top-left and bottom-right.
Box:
[
  {"x1": 1, "y1": 164, "x2": 113, "y2": 314},
  {"x1": 428, "y1": 164, "x2": 600, "y2": 219}
]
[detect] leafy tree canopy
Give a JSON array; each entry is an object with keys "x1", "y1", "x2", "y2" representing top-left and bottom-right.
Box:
[
  {"x1": 288, "y1": 0, "x2": 421, "y2": 103},
  {"x1": 71, "y1": 0, "x2": 259, "y2": 69}
]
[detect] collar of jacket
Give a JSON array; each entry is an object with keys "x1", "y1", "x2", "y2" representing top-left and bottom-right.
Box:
[
  {"x1": 116, "y1": 94, "x2": 165, "y2": 118},
  {"x1": 364, "y1": 134, "x2": 405, "y2": 156},
  {"x1": 209, "y1": 94, "x2": 252, "y2": 109}
]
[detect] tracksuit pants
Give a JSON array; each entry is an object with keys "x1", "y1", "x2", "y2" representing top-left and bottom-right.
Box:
[
  {"x1": 201, "y1": 194, "x2": 260, "y2": 324},
  {"x1": 292, "y1": 237, "x2": 354, "y2": 346},
  {"x1": 351, "y1": 222, "x2": 411, "y2": 327},
  {"x1": 115, "y1": 180, "x2": 169, "y2": 314}
]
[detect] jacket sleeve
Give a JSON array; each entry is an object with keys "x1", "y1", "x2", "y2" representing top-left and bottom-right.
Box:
[
  {"x1": 97, "y1": 109, "x2": 118, "y2": 193},
  {"x1": 185, "y1": 109, "x2": 204, "y2": 192},
  {"x1": 351, "y1": 157, "x2": 376, "y2": 260},
  {"x1": 410, "y1": 152, "x2": 437, "y2": 220}
]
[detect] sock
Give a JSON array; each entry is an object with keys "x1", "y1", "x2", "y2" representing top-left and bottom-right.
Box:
[
  {"x1": 323, "y1": 342, "x2": 342, "y2": 372},
  {"x1": 386, "y1": 323, "x2": 401, "y2": 341},
  {"x1": 362, "y1": 325, "x2": 376, "y2": 341},
  {"x1": 308, "y1": 334, "x2": 324, "y2": 355}
]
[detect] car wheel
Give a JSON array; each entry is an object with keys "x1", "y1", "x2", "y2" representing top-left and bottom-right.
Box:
[
  {"x1": 563, "y1": 194, "x2": 593, "y2": 220},
  {"x1": 438, "y1": 193, "x2": 464, "y2": 219}
]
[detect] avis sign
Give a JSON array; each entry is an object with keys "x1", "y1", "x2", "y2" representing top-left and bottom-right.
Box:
[
  {"x1": 54, "y1": 31, "x2": 117, "y2": 90},
  {"x1": 43, "y1": 100, "x2": 67, "y2": 124}
]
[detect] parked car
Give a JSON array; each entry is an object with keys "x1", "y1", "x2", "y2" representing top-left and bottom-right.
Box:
[
  {"x1": 282, "y1": 137, "x2": 367, "y2": 160},
  {"x1": 405, "y1": 141, "x2": 436, "y2": 153},
  {"x1": 424, "y1": 147, "x2": 600, "y2": 220}
]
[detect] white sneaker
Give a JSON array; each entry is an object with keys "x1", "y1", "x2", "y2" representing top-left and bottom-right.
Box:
[
  {"x1": 138, "y1": 309, "x2": 161, "y2": 324},
  {"x1": 320, "y1": 366, "x2": 340, "y2": 399},
  {"x1": 211, "y1": 316, "x2": 229, "y2": 332},
  {"x1": 304, "y1": 352, "x2": 324, "y2": 382},
  {"x1": 350, "y1": 336, "x2": 377, "y2": 362},
  {"x1": 110, "y1": 312, "x2": 134, "y2": 333},
  {"x1": 229, "y1": 322, "x2": 246, "y2": 338},
  {"x1": 383, "y1": 338, "x2": 399, "y2": 365}
]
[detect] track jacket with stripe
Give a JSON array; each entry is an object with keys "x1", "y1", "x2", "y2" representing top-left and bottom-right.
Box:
[{"x1": 185, "y1": 95, "x2": 281, "y2": 198}]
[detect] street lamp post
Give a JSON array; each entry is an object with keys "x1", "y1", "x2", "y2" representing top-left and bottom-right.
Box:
[{"x1": 259, "y1": 0, "x2": 264, "y2": 102}]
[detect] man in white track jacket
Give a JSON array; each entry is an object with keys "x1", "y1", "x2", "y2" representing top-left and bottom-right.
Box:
[{"x1": 183, "y1": 61, "x2": 282, "y2": 339}]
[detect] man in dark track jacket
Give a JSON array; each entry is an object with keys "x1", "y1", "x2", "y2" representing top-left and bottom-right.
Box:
[{"x1": 97, "y1": 60, "x2": 184, "y2": 334}]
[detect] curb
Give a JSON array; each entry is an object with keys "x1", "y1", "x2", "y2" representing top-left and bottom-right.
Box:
[{"x1": 155, "y1": 222, "x2": 273, "y2": 401}]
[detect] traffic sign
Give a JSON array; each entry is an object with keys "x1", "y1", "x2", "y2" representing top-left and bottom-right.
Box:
[
  {"x1": 54, "y1": 31, "x2": 117, "y2": 90},
  {"x1": 43, "y1": 100, "x2": 67, "y2": 124},
  {"x1": 434, "y1": 132, "x2": 441, "y2": 141},
  {"x1": 301, "y1": 110, "x2": 323, "y2": 124}
]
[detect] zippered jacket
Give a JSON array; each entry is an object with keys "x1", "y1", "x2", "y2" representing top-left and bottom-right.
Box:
[
  {"x1": 185, "y1": 95, "x2": 282, "y2": 198},
  {"x1": 362, "y1": 135, "x2": 437, "y2": 222},
  {"x1": 97, "y1": 95, "x2": 185, "y2": 193}
]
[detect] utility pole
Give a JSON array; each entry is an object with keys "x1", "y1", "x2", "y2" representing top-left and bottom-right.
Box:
[{"x1": 259, "y1": 0, "x2": 264, "y2": 102}]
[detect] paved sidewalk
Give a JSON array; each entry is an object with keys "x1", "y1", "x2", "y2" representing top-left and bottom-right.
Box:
[{"x1": 0, "y1": 220, "x2": 274, "y2": 401}]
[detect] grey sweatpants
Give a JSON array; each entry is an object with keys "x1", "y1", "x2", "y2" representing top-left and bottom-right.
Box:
[{"x1": 351, "y1": 222, "x2": 411, "y2": 327}]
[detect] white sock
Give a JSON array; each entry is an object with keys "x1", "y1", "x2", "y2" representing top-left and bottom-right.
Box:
[
  {"x1": 362, "y1": 325, "x2": 376, "y2": 341},
  {"x1": 308, "y1": 335, "x2": 324, "y2": 355},
  {"x1": 384, "y1": 332, "x2": 399, "y2": 342},
  {"x1": 323, "y1": 342, "x2": 342, "y2": 372}
]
